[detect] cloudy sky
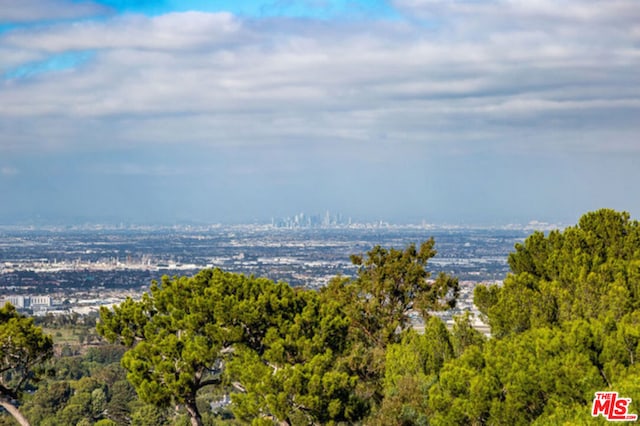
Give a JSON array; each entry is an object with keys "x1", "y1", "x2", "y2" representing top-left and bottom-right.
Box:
[{"x1": 1, "y1": 0, "x2": 639, "y2": 226}]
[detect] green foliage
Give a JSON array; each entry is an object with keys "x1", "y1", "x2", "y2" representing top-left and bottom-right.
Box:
[
  {"x1": 426, "y1": 209, "x2": 640, "y2": 424},
  {"x1": 46, "y1": 355, "x2": 89, "y2": 381},
  {"x1": 0, "y1": 304, "x2": 54, "y2": 393},
  {"x1": 5, "y1": 210, "x2": 640, "y2": 426},
  {"x1": 94, "y1": 420, "x2": 118, "y2": 426},
  {"x1": 20, "y1": 381, "x2": 72, "y2": 425},
  {"x1": 106, "y1": 379, "x2": 136, "y2": 424},
  {"x1": 227, "y1": 241, "x2": 458, "y2": 424},
  {"x1": 478, "y1": 209, "x2": 640, "y2": 337},
  {"x1": 348, "y1": 239, "x2": 458, "y2": 346},
  {"x1": 227, "y1": 286, "x2": 367, "y2": 425},
  {"x1": 0, "y1": 303, "x2": 54, "y2": 425},
  {"x1": 429, "y1": 322, "x2": 609, "y2": 425},
  {"x1": 97, "y1": 240, "x2": 456, "y2": 425},
  {"x1": 6, "y1": 210, "x2": 640, "y2": 425},
  {"x1": 130, "y1": 404, "x2": 171, "y2": 426},
  {"x1": 322, "y1": 241, "x2": 459, "y2": 409},
  {"x1": 450, "y1": 312, "x2": 486, "y2": 357},
  {"x1": 33, "y1": 375, "x2": 110, "y2": 426},
  {"x1": 375, "y1": 314, "x2": 486, "y2": 425},
  {"x1": 98, "y1": 269, "x2": 308, "y2": 425},
  {"x1": 84, "y1": 345, "x2": 127, "y2": 365},
  {"x1": 11, "y1": 336, "x2": 141, "y2": 426},
  {"x1": 7, "y1": 211, "x2": 640, "y2": 425}
]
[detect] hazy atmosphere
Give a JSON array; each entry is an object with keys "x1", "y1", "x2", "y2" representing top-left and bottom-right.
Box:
[{"x1": 1, "y1": 0, "x2": 639, "y2": 225}]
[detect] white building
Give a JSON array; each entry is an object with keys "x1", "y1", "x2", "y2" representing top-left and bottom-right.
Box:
[
  {"x1": 5, "y1": 295, "x2": 29, "y2": 308},
  {"x1": 0, "y1": 295, "x2": 52, "y2": 309},
  {"x1": 30, "y1": 295, "x2": 52, "y2": 307}
]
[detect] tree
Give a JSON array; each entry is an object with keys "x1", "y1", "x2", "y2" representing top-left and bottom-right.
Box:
[
  {"x1": 429, "y1": 209, "x2": 640, "y2": 424},
  {"x1": 19, "y1": 381, "x2": 72, "y2": 426},
  {"x1": 99, "y1": 240, "x2": 455, "y2": 425},
  {"x1": 375, "y1": 317, "x2": 451, "y2": 425},
  {"x1": 429, "y1": 322, "x2": 606, "y2": 425},
  {"x1": 0, "y1": 304, "x2": 53, "y2": 426},
  {"x1": 231, "y1": 240, "x2": 459, "y2": 423},
  {"x1": 328, "y1": 240, "x2": 459, "y2": 408},
  {"x1": 227, "y1": 288, "x2": 366, "y2": 424},
  {"x1": 348, "y1": 239, "x2": 458, "y2": 346},
  {"x1": 475, "y1": 209, "x2": 640, "y2": 337},
  {"x1": 97, "y1": 268, "x2": 303, "y2": 426},
  {"x1": 129, "y1": 404, "x2": 170, "y2": 426},
  {"x1": 105, "y1": 380, "x2": 136, "y2": 425},
  {"x1": 228, "y1": 241, "x2": 458, "y2": 424}
]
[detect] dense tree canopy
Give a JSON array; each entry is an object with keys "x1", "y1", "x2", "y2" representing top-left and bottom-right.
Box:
[
  {"x1": 97, "y1": 240, "x2": 458, "y2": 425},
  {"x1": 0, "y1": 304, "x2": 53, "y2": 426},
  {"x1": 97, "y1": 269, "x2": 306, "y2": 426},
  {"x1": 476, "y1": 208, "x2": 640, "y2": 337},
  {"x1": 433, "y1": 208, "x2": 640, "y2": 424},
  {"x1": 95, "y1": 212, "x2": 640, "y2": 424}
]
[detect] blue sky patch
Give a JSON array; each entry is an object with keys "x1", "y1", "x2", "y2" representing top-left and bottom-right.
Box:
[
  {"x1": 0, "y1": 24, "x2": 20, "y2": 34},
  {"x1": 96, "y1": 0, "x2": 399, "y2": 19},
  {"x1": 4, "y1": 51, "x2": 95, "y2": 80}
]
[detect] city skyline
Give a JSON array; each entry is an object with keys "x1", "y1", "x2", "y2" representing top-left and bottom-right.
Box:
[
  {"x1": 0, "y1": 208, "x2": 566, "y2": 230},
  {"x1": 1, "y1": 1, "x2": 639, "y2": 226}
]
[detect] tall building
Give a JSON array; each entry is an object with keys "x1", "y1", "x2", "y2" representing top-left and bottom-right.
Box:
[{"x1": 5, "y1": 295, "x2": 28, "y2": 308}]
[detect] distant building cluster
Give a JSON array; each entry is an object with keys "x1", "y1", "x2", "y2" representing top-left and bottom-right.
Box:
[
  {"x1": 1, "y1": 295, "x2": 51, "y2": 309},
  {"x1": 271, "y1": 211, "x2": 351, "y2": 228},
  {"x1": 0, "y1": 291, "x2": 137, "y2": 317}
]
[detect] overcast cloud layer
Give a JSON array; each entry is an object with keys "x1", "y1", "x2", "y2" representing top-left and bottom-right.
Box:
[{"x1": 0, "y1": 0, "x2": 639, "y2": 225}]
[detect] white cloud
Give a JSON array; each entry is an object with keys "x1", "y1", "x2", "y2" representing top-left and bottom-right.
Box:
[
  {"x1": 0, "y1": 0, "x2": 108, "y2": 23},
  {"x1": 394, "y1": 0, "x2": 640, "y2": 25},
  {"x1": 3, "y1": 11, "x2": 240, "y2": 52},
  {"x1": 0, "y1": 47, "x2": 46, "y2": 74},
  {"x1": 0, "y1": 2, "x2": 639, "y2": 158}
]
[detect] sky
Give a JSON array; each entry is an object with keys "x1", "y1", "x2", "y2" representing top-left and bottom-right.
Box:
[{"x1": 0, "y1": 0, "x2": 639, "y2": 226}]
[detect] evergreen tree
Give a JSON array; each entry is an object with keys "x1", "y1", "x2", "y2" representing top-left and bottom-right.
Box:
[{"x1": 0, "y1": 304, "x2": 53, "y2": 426}]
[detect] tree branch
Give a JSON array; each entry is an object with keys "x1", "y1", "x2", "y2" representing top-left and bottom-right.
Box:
[
  {"x1": 198, "y1": 378, "x2": 221, "y2": 388},
  {"x1": 0, "y1": 396, "x2": 31, "y2": 426},
  {"x1": 0, "y1": 383, "x2": 19, "y2": 402}
]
